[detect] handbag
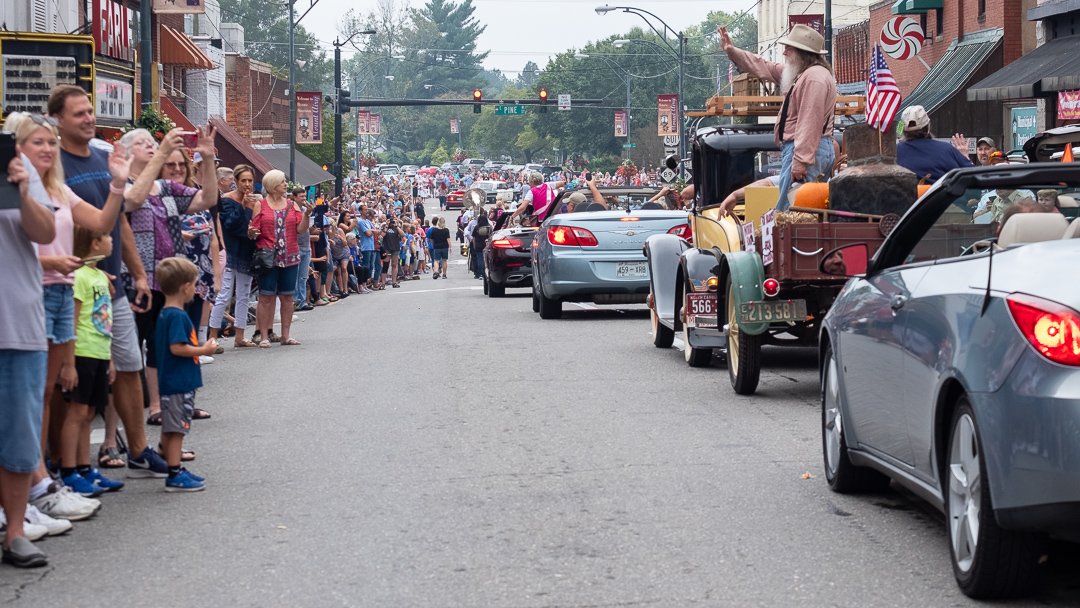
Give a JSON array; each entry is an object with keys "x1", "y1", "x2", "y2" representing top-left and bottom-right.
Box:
[{"x1": 252, "y1": 247, "x2": 275, "y2": 273}]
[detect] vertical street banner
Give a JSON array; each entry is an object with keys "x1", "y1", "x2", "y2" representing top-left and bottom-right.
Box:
[
  {"x1": 1058, "y1": 91, "x2": 1080, "y2": 122},
  {"x1": 295, "y1": 91, "x2": 322, "y2": 144},
  {"x1": 657, "y1": 94, "x2": 678, "y2": 137},
  {"x1": 450, "y1": 118, "x2": 459, "y2": 134},
  {"x1": 357, "y1": 111, "x2": 370, "y2": 135},
  {"x1": 152, "y1": 0, "x2": 205, "y2": 14},
  {"x1": 614, "y1": 110, "x2": 628, "y2": 137},
  {"x1": 369, "y1": 114, "x2": 382, "y2": 135},
  {"x1": 788, "y1": 14, "x2": 825, "y2": 35}
]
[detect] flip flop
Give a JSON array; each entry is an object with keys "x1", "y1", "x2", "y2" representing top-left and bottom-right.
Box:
[
  {"x1": 146, "y1": 412, "x2": 162, "y2": 426},
  {"x1": 193, "y1": 408, "x2": 212, "y2": 420},
  {"x1": 98, "y1": 446, "x2": 126, "y2": 469},
  {"x1": 281, "y1": 338, "x2": 301, "y2": 346},
  {"x1": 234, "y1": 339, "x2": 258, "y2": 348},
  {"x1": 258, "y1": 340, "x2": 271, "y2": 348}
]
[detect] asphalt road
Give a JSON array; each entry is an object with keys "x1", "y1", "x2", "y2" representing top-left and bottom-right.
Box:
[{"x1": 4, "y1": 206, "x2": 1079, "y2": 607}]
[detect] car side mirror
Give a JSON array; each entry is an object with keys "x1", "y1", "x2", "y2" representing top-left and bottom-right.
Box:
[{"x1": 819, "y1": 243, "x2": 869, "y2": 277}]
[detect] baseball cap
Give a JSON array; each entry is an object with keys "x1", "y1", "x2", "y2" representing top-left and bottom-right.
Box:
[
  {"x1": 900, "y1": 106, "x2": 930, "y2": 132},
  {"x1": 976, "y1": 137, "x2": 996, "y2": 148}
]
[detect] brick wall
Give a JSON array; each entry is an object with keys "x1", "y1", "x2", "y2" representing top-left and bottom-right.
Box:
[
  {"x1": 834, "y1": 21, "x2": 871, "y2": 84},
  {"x1": 225, "y1": 54, "x2": 252, "y2": 139},
  {"x1": 225, "y1": 54, "x2": 288, "y2": 145}
]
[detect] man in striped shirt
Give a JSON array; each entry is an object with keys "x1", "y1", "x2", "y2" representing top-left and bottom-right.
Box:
[{"x1": 719, "y1": 24, "x2": 837, "y2": 211}]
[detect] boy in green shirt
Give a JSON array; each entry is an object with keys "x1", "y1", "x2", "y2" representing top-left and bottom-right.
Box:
[{"x1": 60, "y1": 228, "x2": 124, "y2": 496}]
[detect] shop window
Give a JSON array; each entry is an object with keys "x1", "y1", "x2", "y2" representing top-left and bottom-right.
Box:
[
  {"x1": 936, "y1": 9, "x2": 944, "y2": 37},
  {"x1": 920, "y1": 12, "x2": 928, "y2": 34},
  {"x1": 978, "y1": 0, "x2": 986, "y2": 20}
]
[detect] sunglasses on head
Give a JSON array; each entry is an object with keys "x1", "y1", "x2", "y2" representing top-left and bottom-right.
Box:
[{"x1": 28, "y1": 114, "x2": 59, "y2": 128}]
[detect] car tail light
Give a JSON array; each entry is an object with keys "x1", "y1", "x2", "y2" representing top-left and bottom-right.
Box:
[
  {"x1": 1007, "y1": 293, "x2": 1080, "y2": 366},
  {"x1": 705, "y1": 277, "x2": 719, "y2": 292},
  {"x1": 547, "y1": 226, "x2": 598, "y2": 247},
  {"x1": 763, "y1": 278, "x2": 780, "y2": 297},
  {"x1": 619, "y1": 216, "x2": 641, "y2": 222},
  {"x1": 492, "y1": 238, "x2": 521, "y2": 249},
  {"x1": 668, "y1": 224, "x2": 691, "y2": 239}
]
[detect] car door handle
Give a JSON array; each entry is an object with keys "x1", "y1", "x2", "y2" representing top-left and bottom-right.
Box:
[{"x1": 890, "y1": 295, "x2": 908, "y2": 310}]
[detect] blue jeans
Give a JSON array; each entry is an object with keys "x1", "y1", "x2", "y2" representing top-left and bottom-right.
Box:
[
  {"x1": 774, "y1": 138, "x2": 836, "y2": 211},
  {"x1": 294, "y1": 248, "x2": 311, "y2": 306},
  {"x1": 361, "y1": 250, "x2": 376, "y2": 281}
]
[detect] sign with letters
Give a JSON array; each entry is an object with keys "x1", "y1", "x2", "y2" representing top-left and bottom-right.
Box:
[
  {"x1": 93, "y1": 0, "x2": 132, "y2": 61},
  {"x1": 614, "y1": 110, "x2": 627, "y2": 137},
  {"x1": 657, "y1": 94, "x2": 678, "y2": 136},
  {"x1": 153, "y1": 0, "x2": 205, "y2": 14},
  {"x1": 295, "y1": 91, "x2": 322, "y2": 144},
  {"x1": 95, "y1": 76, "x2": 133, "y2": 123},
  {"x1": 1058, "y1": 90, "x2": 1080, "y2": 122},
  {"x1": 2, "y1": 55, "x2": 80, "y2": 116}
]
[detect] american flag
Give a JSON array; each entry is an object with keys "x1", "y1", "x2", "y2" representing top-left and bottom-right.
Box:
[{"x1": 866, "y1": 44, "x2": 901, "y2": 132}]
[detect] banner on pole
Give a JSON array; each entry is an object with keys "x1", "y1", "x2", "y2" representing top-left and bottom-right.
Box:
[
  {"x1": 657, "y1": 94, "x2": 678, "y2": 137},
  {"x1": 368, "y1": 113, "x2": 382, "y2": 135},
  {"x1": 614, "y1": 110, "x2": 627, "y2": 137},
  {"x1": 357, "y1": 111, "x2": 370, "y2": 135},
  {"x1": 1059, "y1": 90, "x2": 1080, "y2": 122},
  {"x1": 294, "y1": 91, "x2": 322, "y2": 144},
  {"x1": 450, "y1": 118, "x2": 459, "y2": 134}
]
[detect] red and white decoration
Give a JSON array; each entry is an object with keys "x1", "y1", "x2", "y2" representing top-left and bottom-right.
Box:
[{"x1": 880, "y1": 16, "x2": 924, "y2": 60}]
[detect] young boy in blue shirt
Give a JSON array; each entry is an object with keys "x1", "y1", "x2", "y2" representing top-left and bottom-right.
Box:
[{"x1": 154, "y1": 257, "x2": 217, "y2": 492}]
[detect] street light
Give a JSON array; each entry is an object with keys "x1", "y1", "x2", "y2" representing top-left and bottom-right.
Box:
[
  {"x1": 330, "y1": 27, "x2": 377, "y2": 195},
  {"x1": 595, "y1": 4, "x2": 686, "y2": 176}
]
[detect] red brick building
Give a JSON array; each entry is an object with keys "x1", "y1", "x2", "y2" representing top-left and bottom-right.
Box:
[{"x1": 224, "y1": 54, "x2": 289, "y2": 145}]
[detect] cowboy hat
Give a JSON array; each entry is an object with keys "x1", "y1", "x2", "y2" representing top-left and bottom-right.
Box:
[{"x1": 778, "y1": 24, "x2": 827, "y2": 55}]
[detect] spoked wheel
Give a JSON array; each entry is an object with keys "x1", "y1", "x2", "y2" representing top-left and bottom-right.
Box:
[
  {"x1": 683, "y1": 314, "x2": 712, "y2": 367},
  {"x1": 822, "y1": 345, "x2": 890, "y2": 493},
  {"x1": 650, "y1": 292, "x2": 674, "y2": 348},
  {"x1": 947, "y1": 400, "x2": 1041, "y2": 598},
  {"x1": 725, "y1": 277, "x2": 762, "y2": 395}
]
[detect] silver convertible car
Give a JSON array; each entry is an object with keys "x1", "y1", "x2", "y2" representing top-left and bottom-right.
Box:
[
  {"x1": 531, "y1": 201, "x2": 689, "y2": 319},
  {"x1": 819, "y1": 162, "x2": 1080, "y2": 599}
]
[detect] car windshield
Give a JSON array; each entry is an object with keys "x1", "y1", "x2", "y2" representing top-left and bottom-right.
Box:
[{"x1": 903, "y1": 185, "x2": 1079, "y2": 265}]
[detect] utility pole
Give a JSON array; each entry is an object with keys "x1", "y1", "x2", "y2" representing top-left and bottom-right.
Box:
[
  {"x1": 332, "y1": 29, "x2": 377, "y2": 196},
  {"x1": 287, "y1": 0, "x2": 322, "y2": 183},
  {"x1": 139, "y1": 0, "x2": 152, "y2": 109}
]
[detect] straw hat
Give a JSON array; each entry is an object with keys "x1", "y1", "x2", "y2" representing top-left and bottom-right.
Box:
[{"x1": 778, "y1": 24, "x2": 827, "y2": 55}]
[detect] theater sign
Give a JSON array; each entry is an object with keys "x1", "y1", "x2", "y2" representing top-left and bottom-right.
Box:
[{"x1": 0, "y1": 33, "x2": 93, "y2": 124}]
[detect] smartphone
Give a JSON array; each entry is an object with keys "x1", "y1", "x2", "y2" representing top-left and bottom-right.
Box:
[
  {"x1": 584, "y1": 172, "x2": 593, "y2": 182},
  {"x1": 180, "y1": 131, "x2": 198, "y2": 148},
  {"x1": 0, "y1": 133, "x2": 19, "y2": 210},
  {"x1": 81, "y1": 255, "x2": 107, "y2": 265}
]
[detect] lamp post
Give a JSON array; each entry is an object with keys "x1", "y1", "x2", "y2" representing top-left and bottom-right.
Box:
[
  {"x1": 576, "y1": 52, "x2": 632, "y2": 159},
  {"x1": 332, "y1": 29, "x2": 377, "y2": 196},
  {"x1": 596, "y1": 4, "x2": 686, "y2": 176}
]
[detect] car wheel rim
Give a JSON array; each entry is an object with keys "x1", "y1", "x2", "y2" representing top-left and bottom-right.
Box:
[
  {"x1": 824, "y1": 355, "x2": 842, "y2": 476},
  {"x1": 727, "y1": 287, "x2": 740, "y2": 370},
  {"x1": 948, "y1": 413, "x2": 981, "y2": 574}
]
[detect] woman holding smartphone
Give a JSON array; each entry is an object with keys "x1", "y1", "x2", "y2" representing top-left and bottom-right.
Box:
[{"x1": 210, "y1": 164, "x2": 259, "y2": 347}]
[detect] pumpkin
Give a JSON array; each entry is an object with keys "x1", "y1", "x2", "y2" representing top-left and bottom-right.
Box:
[{"x1": 792, "y1": 182, "x2": 830, "y2": 209}]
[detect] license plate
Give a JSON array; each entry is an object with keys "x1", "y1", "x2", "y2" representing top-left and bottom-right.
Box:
[
  {"x1": 739, "y1": 299, "x2": 807, "y2": 324},
  {"x1": 615, "y1": 261, "x2": 648, "y2": 278},
  {"x1": 686, "y1": 292, "x2": 718, "y2": 327}
]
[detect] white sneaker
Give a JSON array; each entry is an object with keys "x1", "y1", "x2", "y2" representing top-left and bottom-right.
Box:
[
  {"x1": 199, "y1": 355, "x2": 215, "y2": 364},
  {"x1": 30, "y1": 483, "x2": 99, "y2": 521},
  {"x1": 24, "y1": 504, "x2": 72, "y2": 536},
  {"x1": 0, "y1": 508, "x2": 48, "y2": 542}
]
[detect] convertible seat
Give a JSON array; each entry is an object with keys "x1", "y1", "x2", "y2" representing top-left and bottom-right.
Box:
[
  {"x1": 1058, "y1": 195, "x2": 1078, "y2": 208},
  {"x1": 1063, "y1": 218, "x2": 1080, "y2": 239},
  {"x1": 998, "y1": 213, "x2": 1070, "y2": 247}
]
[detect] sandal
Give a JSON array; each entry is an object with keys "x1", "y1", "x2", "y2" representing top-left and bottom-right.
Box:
[
  {"x1": 234, "y1": 339, "x2": 257, "y2": 348},
  {"x1": 258, "y1": 340, "x2": 271, "y2": 348},
  {"x1": 193, "y1": 408, "x2": 212, "y2": 420},
  {"x1": 146, "y1": 412, "x2": 162, "y2": 426},
  {"x1": 281, "y1": 338, "x2": 301, "y2": 346},
  {"x1": 97, "y1": 446, "x2": 125, "y2": 469}
]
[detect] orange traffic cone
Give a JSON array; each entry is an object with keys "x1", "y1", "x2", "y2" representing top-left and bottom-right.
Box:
[{"x1": 1064, "y1": 144, "x2": 1075, "y2": 163}]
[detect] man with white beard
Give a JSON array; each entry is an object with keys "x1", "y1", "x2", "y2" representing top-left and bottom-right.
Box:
[{"x1": 718, "y1": 24, "x2": 837, "y2": 210}]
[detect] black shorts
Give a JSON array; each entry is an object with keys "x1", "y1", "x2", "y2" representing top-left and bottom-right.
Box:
[
  {"x1": 64, "y1": 356, "x2": 110, "y2": 413},
  {"x1": 313, "y1": 260, "x2": 328, "y2": 273},
  {"x1": 134, "y1": 290, "x2": 167, "y2": 368}
]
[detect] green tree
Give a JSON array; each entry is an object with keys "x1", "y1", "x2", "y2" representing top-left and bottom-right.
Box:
[
  {"x1": 405, "y1": 0, "x2": 489, "y2": 97},
  {"x1": 430, "y1": 144, "x2": 450, "y2": 165}
]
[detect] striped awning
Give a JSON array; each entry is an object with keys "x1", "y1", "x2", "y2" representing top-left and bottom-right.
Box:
[{"x1": 159, "y1": 25, "x2": 215, "y2": 70}]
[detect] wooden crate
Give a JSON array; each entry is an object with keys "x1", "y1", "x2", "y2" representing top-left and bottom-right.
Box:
[{"x1": 689, "y1": 95, "x2": 866, "y2": 118}]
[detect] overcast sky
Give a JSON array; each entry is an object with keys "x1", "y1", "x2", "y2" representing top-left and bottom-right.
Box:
[{"x1": 300, "y1": 0, "x2": 749, "y2": 75}]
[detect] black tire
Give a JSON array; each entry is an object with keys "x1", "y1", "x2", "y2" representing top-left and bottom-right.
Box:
[
  {"x1": 947, "y1": 399, "x2": 1043, "y2": 599},
  {"x1": 482, "y1": 274, "x2": 489, "y2": 295},
  {"x1": 683, "y1": 322, "x2": 711, "y2": 367},
  {"x1": 725, "y1": 276, "x2": 762, "y2": 395},
  {"x1": 650, "y1": 296, "x2": 675, "y2": 348},
  {"x1": 536, "y1": 279, "x2": 562, "y2": 319},
  {"x1": 821, "y1": 345, "x2": 891, "y2": 494},
  {"x1": 532, "y1": 288, "x2": 540, "y2": 313},
  {"x1": 488, "y1": 280, "x2": 505, "y2": 298}
]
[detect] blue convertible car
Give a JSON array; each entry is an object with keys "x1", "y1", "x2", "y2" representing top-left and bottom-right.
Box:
[{"x1": 819, "y1": 161, "x2": 1080, "y2": 599}]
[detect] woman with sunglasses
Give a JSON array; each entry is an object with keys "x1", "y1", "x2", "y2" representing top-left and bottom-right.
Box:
[{"x1": 120, "y1": 126, "x2": 218, "y2": 427}]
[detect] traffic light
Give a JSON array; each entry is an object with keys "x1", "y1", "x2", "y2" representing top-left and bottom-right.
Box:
[
  {"x1": 336, "y1": 88, "x2": 350, "y2": 114},
  {"x1": 538, "y1": 87, "x2": 549, "y2": 113},
  {"x1": 472, "y1": 88, "x2": 482, "y2": 114}
]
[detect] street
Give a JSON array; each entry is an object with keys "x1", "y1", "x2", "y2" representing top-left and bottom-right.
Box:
[{"x1": 3, "y1": 209, "x2": 1079, "y2": 607}]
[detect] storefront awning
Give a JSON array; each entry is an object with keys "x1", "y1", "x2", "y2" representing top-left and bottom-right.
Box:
[
  {"x1": 160, "y1": 96, "x2": 196, "y2": 131},
  {"x1": 967, "y1": 35, "x2": 1080, "y2": 101},
  {"x1": 902, "y1": 29, "x2": 1002, "y2": 114},
  {"x1": 253, "y1": 145, "x2": 335, "y2": 187},
  {"x1": 891, "y1": 0, "x2": 943, "y2": 14},
  {"x1": 209, "y1": 117, "x2": 274, "y2": 177},
  {"x1": 159, "y1": 25, "x2": 215, "y2": 70}
]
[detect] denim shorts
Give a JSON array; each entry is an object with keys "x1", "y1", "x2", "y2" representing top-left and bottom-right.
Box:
[
  {"x1": 43, "y1": 283, "x2": 76, "y2": 344},
  {"x1": 258, "y1": 264, "x2": 299, "y2": 296},
  {"x1": 433, "y1": 248, "x2": 449, "y2": 262},
  {"x1": 0, "y1": 349, "x2": 46, "y2": 474}
]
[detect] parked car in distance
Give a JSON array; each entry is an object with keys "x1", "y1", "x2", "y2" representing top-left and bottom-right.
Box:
[
  {"x1": 473, "y1": 180, "x2": 516, "y2": 203},
  {"x1": 445, "y1": 189, "x2": 466, "y2": 210},
  {"x1": 523, "y1": 163, "x2": 544, "y2": 174},
  {"x1": 376, "y1": 164, "x2": 400, "y2": 177},
  {"x1": 401, "y1": 165, "x2": 419, "y2": 176},
  {"x1": 483, "y1": 161, "x2": 504, "y2": 171},
  {"x1": 462, "y1": 158, "x2": 487, "y2": 170},
  {"x1": 819, "y1": 161, "x2": 1080, "y2": 599},
  {"x1": 540, "y1": 165, "x2": 563, "y2": 178}
]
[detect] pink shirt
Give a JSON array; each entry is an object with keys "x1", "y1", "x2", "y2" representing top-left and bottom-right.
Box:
[{"x1": 40, "y1": 185, "x2": 84, "y2": 286}]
